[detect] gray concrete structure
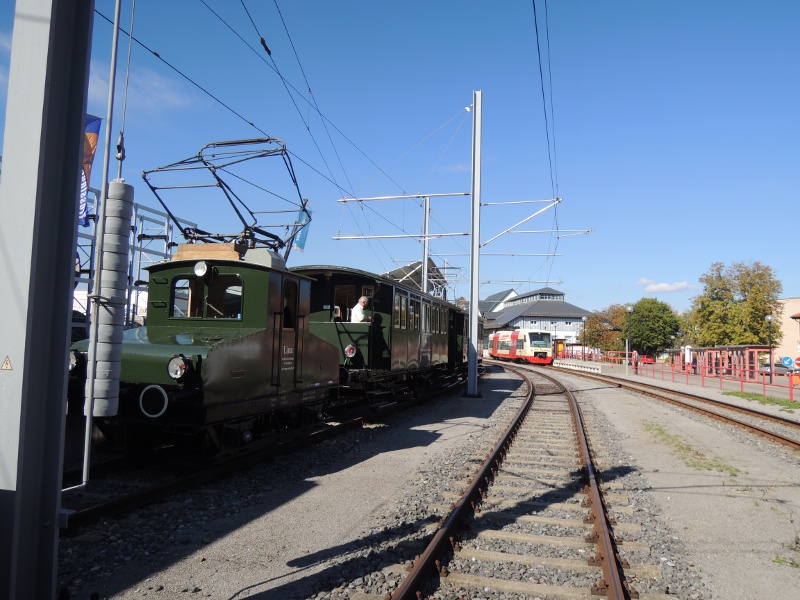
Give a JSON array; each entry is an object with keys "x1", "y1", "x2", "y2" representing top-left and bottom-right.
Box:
[{"x1": 0, "y1": 1, "x2": 95, "y2": 597}]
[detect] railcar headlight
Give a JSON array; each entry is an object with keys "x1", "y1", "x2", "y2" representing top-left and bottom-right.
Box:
[
  {"x1": 344, "y1": 344, "x2": 357, "y2": 358},
  {"x1": 194, "y1": 261, "x2": 209, "y2": 277},
  {"x1": 68, "y1": 349, "x2": 83, "y2": 372},
  {"x1": 167, "y1": 355, "x2": 192, "y2": 380}
]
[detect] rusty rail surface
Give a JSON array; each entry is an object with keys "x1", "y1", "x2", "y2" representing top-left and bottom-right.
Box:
[
  {"x1": 390, "y1": 369, "x2": 535, "y2": 600},
  {"x1": 553, "y1": 367, "x2": 800, "y2": 452},
  {"x1": 392, "y1": 366, "x2": 634, "y2": 600},
  {"x1": 560, "y1": 375, "x2": 635, "y2": 599}
]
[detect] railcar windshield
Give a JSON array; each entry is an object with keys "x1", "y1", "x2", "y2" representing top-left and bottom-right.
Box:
[
  {"x1": 528, "y1": 332, "x2": 551, "y2": 347},
  {"x1": 171, "y1": 274, "x2": 243, "y2": 319}
]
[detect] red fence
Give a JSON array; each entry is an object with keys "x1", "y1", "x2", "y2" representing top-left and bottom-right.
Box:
[{"x1": 560, "y1": 349, "x2": 797, "y2": 402}]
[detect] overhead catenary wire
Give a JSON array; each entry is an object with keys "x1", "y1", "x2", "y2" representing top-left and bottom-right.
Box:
[
  {"x1": 232, "y1": 0, "x2": 342, "y2": 194},
  {"x1": 530, "y1": 0, "x2": 562, "y2": 290},
  {"x1": 198, "y1": 0, "x2": 406, "y2": 198},
  {"x1": 114, "y1": 0, "x2": 136, "y2": 179},
  {"x1": 272, "y1": 0, "x2": 357, "y2": 199},
  {"x1": 93, "y1": 9, "x2": 270, "y2": 137}
]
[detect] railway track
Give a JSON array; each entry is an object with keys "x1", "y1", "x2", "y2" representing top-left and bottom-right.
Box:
[
  {"x1": 392, "y1": 366, "x2": 666, "y2": 600},
  {"x1": 59, "y1": 383, "x2": 465, "y2": 532},
  {"x1": 60, "y1": 416, "x2": 365, "y2": 531},
  {"x1": 550, "y1": 366, "x2": 800, "y2": 452}
]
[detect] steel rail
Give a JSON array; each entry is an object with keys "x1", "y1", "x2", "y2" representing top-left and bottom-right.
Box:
[
  {"x1": 391, "y1": 369, "x2": 535, "y2": 600},
  {"x1": 61, "y1": 417, "x2": 364, "y2": 531},
  {"x1": 392, "y1": 366, "x2": 635, "y2": 599},
  {"x1": 557, "y1": 375, "x2": 634, "y2": 599},
  {"x1": 555, "y1": 368, "x2": 800, "y2": 452}
]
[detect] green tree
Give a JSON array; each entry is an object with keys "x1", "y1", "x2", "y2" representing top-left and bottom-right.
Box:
[
  {"x1": 628, "y1": 298, "x2": 680, "y2": 356},
  {"x1": 586, "y1": 304, "x2": 628, "y2": 351},
  {"x1": 689, "y1": 261, "x2": 782, "y2": 346}
]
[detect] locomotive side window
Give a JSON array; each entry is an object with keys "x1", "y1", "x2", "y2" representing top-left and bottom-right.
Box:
[
  {"x1": 171, "y1": 277, "x2": 203, "y2": 318},
  {"x1": 171, "y1": 275, "x2": 243, "y2": 319},
  {"x1": 283, "y1": 279, "x2": 298, "y2": 329},
  {"x1": 207, "y1": 275, "x2": 243, "y2": 319}
]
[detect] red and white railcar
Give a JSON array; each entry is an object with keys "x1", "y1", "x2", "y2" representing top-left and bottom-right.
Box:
[{"x1": 488, "y1": 329, "x2": 554, "y2": 365}]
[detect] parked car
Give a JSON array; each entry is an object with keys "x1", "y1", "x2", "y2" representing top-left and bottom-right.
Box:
[
  {"x1": 639, "y1": 355, "x2": 654, "y2": 364},
  {"x1": 758, "y1": 364, "x2": 790, "y2": 376}
]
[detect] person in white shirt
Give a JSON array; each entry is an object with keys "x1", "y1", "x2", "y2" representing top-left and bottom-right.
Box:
[{"x1": 350, "y1": 296, "x2": 371, "y2": 323}]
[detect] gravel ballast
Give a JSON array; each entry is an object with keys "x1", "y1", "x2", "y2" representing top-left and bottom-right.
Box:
[{"x1": 58, "y1": 367, "x2": 800, "y2": 599}]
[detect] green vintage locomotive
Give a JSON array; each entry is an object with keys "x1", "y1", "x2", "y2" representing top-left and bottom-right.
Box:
[
  {"x1": 67, "y1": 138, "x2": 474, "y2": 456},
  {"x1": 68, "y1": 242, "x2": 341, "y2": 453}
]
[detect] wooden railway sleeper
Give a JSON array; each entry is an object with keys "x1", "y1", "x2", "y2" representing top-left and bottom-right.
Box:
[{"x1": 593, "y1": 578, "x2": 638, "y2": 598}]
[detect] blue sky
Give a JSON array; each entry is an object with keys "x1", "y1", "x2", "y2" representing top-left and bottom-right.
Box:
[{"x1": 1, "y1": 1, "x2": 798, "y2": 313}]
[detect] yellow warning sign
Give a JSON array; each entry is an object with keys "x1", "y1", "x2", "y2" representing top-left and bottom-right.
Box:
[{"x1": 1, "y1": 356, "x2": 12, "y2": 370}]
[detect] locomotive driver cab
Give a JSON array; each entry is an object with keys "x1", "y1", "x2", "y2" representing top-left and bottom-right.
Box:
[{"x1": 170, "y1": 261, "x2": 243, "y2": 320}]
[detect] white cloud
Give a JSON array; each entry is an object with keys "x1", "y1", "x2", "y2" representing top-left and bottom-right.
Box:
[
  {"x1": 0, "y1": 31, "x2": 11, "y2": 56},
  {"x1": 442, "y1": 162, "x2": 470, "y2": 174},
  {"x1": 88, "y1": 60, "x2": 196, "y2": 115},
  {"x1": 636, "y1": 278, "x2": 699, "y2": 293},
  {"x1": 1, "y1": 31, "x2": 12, "y2": 94}
]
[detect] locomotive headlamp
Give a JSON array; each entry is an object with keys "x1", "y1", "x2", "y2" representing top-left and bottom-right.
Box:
[
  {"x1": 167, "y1": 355, "x2": 192, "y2": 380},
  {"x1": 194, "y1": 261, "x2": 209, "y2": 277},
  {"x1": 344, "y1": 344, "x2": 357, "y2": 358}
]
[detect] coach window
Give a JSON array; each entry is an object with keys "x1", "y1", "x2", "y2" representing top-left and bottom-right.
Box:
[
  {"x1": 400, "y1": 294, "x2": 408, "y2": 329},
  {"x1": 410, "y1": 297, "x2": 420, "y2": 331},
  {"x1": 422, "y1": 302, "x2": 430, "y2": 332},
  {"x1": 393, "y1": 293, "x2": 401, "y2": 328},
  {"x1": 432, "y1": 306, "x2": 439, "y2": 334}
]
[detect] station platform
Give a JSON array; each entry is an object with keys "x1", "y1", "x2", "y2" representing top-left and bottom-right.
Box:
[{"x1": 553, "y1": 358, "x2": 800, "y2": 408}]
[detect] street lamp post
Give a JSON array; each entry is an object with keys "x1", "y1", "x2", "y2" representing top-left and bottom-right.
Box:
[
  {"x1": 625, "y1": 306, "x2": 632, "y2": 376},
  {"x1": 582, "y1": 316, "x2": 587, "y2": 361},
  {"x1": 765, "y1": 314, "x2": 774, "y2": 384}
]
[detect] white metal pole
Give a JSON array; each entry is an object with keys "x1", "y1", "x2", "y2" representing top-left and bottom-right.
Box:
[
  {"x1": 422, "y1": 196, "x2": 429, "y2": 294},
  {"x1": 467, "y1": 91, "x2": 482, "y2": 396}
]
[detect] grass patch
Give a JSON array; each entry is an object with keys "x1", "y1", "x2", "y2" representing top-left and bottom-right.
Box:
[
  {"x1": 722, "y1": 391, "x2": 797, "y2": 412},
  {"x1": 644, "y1": 421, "x2": 740, "y2": 476},
  {"x1": 773, "y1": 555, "x2": 800, "y2": 568}
]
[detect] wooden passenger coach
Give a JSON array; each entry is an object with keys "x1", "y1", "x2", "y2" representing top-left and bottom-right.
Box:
[{"x1": 292, "y1": 265, "x2": 469, "y2": 397}]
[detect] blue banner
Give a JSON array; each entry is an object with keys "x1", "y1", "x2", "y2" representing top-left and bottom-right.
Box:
[
  {"x1": 293, "y1": 208, "x2": 312, "y2": 252},
  {"x1": 79, "y1": 114, "x2": 102, "y2": 227}
]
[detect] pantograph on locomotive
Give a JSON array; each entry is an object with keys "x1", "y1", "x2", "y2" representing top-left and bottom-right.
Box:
[{"x1": 68, "y1": 138, "x2": 474, "y2": 457}]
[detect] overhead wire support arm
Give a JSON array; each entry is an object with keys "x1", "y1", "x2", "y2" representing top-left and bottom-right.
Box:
[
  {"x1": 509, "y1": 229, "x2": 588, "y2": 234},
  {"x1": 430, "y1": 252, "x2": 563, "y2": 257},
  {"x1": 483, "y1": 279, "x2": 564, "y2": 285},
  {"x1": 480, "y1": 198, "x2": 558, "y2": 206},
  {"x1": 337, "y1": 192, "x2": 470, "y2": 203},
  {"x1": 480, "y1": 197, "x2": 561, "y2": 248},
  {"x1": 332, "y1": 232, "x2": 469, "y2": 241}
]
